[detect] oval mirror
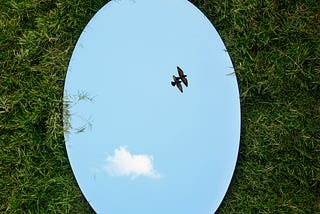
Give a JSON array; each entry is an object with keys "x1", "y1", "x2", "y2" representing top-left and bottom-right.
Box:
[{"x1": 64, "y1": 0, "x2": 241, "y2": 213}]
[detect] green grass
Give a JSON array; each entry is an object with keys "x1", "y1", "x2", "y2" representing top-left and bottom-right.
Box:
[{"x1": 1, "y1": 0, "x2": 319, "y2": 213}]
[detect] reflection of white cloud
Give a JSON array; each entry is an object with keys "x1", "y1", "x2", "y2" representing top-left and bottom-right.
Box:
[{"x1": 104, "y1": 146, "x2": 160, "y2": 179}]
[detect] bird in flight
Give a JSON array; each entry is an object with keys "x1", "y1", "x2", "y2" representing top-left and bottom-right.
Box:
[{"x1": 171, "y1": 66, "x2": 188, "y2": 93}]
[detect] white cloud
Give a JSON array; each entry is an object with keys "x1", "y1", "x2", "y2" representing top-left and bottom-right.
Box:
[{"x1": 104, "y1": 146, "x2": 160, "y2": 179}]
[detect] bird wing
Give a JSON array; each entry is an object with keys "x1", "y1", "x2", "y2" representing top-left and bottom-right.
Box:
[
  {"x1": 181, "y1": 77, "x2": 188, "y2": 87},
  {"x1": 177, "y1": 66, "x2": 185, "y2": 78},
  {"x1": 177, "y1": 66, "x2": 188, "y2": 86},
  {"x1": 176, "y1": 81, "x2": 183, "y2": 93}
]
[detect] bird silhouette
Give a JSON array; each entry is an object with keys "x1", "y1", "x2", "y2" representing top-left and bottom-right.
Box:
[{"x1": 171, "y1": 66, "x2": 188, "y2": 93}]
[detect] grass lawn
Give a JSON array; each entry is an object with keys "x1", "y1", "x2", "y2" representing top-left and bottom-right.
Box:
[{"x1": 1, "y1": 0, "x2": 319, "y2": 213}]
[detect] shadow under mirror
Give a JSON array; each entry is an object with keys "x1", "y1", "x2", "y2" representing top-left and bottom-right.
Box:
[{"x1": 64, "y1": 0, "x2": 241, "y2": 213}]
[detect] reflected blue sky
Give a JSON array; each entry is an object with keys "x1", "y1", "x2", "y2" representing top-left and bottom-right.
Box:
[{"x1": 64, "y1": 0, "x2": 240, "y2": 213}]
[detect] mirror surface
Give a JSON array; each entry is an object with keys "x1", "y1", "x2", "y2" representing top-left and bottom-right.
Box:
[{"x1": 64, "y1": 0, "x2": 241, "y2": 213}]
